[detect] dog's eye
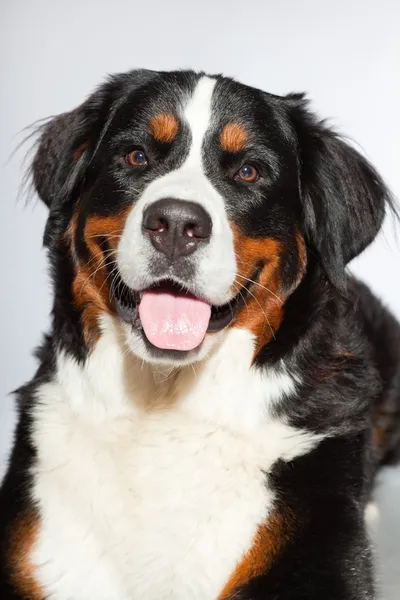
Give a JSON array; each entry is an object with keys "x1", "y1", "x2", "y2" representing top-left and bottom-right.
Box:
[
  {"x1": 125, "y1": 150, "x2": 148, "y2": 167},
  {"x1": 236, "y1": 164, "x2": 258, "y2": 183}
]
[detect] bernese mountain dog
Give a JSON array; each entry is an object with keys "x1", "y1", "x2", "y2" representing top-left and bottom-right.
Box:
[{"x1": 1, "y1": 69, "x2": 400, "y2": 600}]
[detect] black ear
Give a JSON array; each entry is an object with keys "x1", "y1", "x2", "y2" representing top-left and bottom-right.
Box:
[
  {"x1": 289, "y1": 94, "x2": 392, "y2": 290},
  {"x1": 32, "y1": 106, "x2": 91, "y2": 208},
  {"x1": 31, "y1": 69, "x2": 156, "y2": 209}
]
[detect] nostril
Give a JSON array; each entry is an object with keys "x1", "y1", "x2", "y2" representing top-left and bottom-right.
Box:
[
  {"x1": 153, "y1": 218, "x2": 168, "y2": 233},
  {"x1": 184, "y1": 222, "x2": 210, "y2": 239},
  {"x1": 195, "y1": 218, "x2": 212, "y2": 239},
  {"x1": 143, "y1": 214, "x2": 168, "y2": 233},
  {"x1": 184, "y1": 224, "x2": 197, "y2": 238}
]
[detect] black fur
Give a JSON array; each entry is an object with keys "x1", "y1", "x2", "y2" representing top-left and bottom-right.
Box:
[{"x1": 1, "y1": 69, "x2": 400, "y2": 599}]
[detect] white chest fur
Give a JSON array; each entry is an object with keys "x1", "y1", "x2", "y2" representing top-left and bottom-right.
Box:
[{"x1": 31, "y1": 323, "x2": 321, "y2": 600}]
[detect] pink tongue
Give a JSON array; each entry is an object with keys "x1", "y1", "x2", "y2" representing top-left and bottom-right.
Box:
[{"x1": 139, "y1": 290, "x2": 212, "y2": 351}]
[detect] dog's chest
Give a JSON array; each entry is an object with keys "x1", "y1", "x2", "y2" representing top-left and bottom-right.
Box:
[
  {"x1": 30, "y1": 328, "x2": 314, "y2": 600},
  {"x1": 32, "y1": 408, "x2": 271, "y2": 600}
]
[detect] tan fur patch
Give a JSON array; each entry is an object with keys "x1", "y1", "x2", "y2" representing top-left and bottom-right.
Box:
[
  {"x1": 66, "y1": 208, "x2": 131, "y2": 347},
  {"x1": 232, "y1": 226, "x2": 307, "y2": 357},
  {"x1": 218, "y1": 509, "x2": 294, "y2": 599},
  {"x1": 232, "y1": 226, "x2": 284, "y2": 355},
  {"x1": 149, "y1": 113, "x2": 179, "y2": 143},
  {"x1": 220, "y1": 122, "x2": 248, "y2": 153},
  {"x1": 8, "y1": 512, "x2": 44, "y2": 600},
  {"x1": 296, "y1": 229, "x2": 307, "y2": 283}
]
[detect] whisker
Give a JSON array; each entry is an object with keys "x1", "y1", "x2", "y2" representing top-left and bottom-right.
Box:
[
  {"x1": 82, "y1": 248, "x2": 117, "y2": 273},
  {"x1": 86, "y1": 233, "x2": 123, "y2": 241},
  {"x1": 236, "y1": 274, "x2": 283, "y2": 305},
  {"x1": 78, "y1": 262, "x2": 108, "y2": 297},
  {"x1": 232, "y1": 282, "x2": 248, "y2": 310},
  {"x1": 232, "y1": 280, "x2": 275, "y2": 341},
  {"x1": 245, "y1": 285, "x2": 276, "y2": 341},
  {"x1": 234, "y1": 255, "x2": 262, "y2": 269},
  {"x1": 78, "y1": 252, "x2": 119, "y2": 297},
  {"x1": 102, "y1": 264, "x2": 120, "y2": 299}
]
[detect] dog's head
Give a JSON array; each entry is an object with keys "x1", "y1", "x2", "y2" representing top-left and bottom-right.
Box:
[{"x1": 32, "y1": 69, "x2": 390, "y2": 365}]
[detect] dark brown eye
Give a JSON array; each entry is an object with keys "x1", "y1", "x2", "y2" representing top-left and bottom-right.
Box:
[
  {"x1": 125, "y1": 150, "x2": 148, "y2": 167},
  {"x1": 236, "y1": 164, "x2": 258, "y2": 183}
]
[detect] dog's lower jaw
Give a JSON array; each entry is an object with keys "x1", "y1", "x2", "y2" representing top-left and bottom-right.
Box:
[{"x1": 120, "y1": 318, "x2": 225, "y2": 367}]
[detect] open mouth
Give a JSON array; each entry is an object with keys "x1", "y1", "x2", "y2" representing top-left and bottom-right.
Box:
[{"x1": 112, "y1": 275, "x2": 257, "y2": 353}]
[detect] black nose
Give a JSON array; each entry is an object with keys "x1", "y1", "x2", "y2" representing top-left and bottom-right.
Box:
[{"x1": 142, "y1": 199, "x2": 212, "y2": 260}]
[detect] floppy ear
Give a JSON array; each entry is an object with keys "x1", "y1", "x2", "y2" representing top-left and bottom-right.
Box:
[
  {"x1": 31, "y1": 69, "x2": 156, "y2": 210},
  {"x1": 32, "y1": 106, "x2": 91, "y2": 208},
  {"x1": 289, "y1": 94, "x2": 392, "y2": 290}
]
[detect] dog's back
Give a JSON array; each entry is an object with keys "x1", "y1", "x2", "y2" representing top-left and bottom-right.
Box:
[{"x1": 353, "y1": 279, "x2": 400, "y2": 468}]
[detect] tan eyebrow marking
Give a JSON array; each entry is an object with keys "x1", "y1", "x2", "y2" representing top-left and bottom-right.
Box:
[
  {"x1": 220, "y1": 122, "x2": 248, "y2": 153},
  {"x1": 149, "y1": 113, "x2": 179, "y2": 143}
]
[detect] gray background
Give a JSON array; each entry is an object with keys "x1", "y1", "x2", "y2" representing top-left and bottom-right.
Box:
[{"x1": 1, "y1": 1, "x2": 400, "y2": 598}]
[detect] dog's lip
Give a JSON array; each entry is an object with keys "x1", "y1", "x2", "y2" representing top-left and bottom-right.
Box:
[{"x1": 112, "y1": 272, "x2": 260, "y2": 335}]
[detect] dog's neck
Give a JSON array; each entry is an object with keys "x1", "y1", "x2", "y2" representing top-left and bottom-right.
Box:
[{"x1": 46, "y1": 315, "x2": 298, "y2": 436}]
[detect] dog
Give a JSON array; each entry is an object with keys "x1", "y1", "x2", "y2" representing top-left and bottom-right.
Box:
[{"x1": 1, "y1": 69, "x2": 400, "y2": 600}]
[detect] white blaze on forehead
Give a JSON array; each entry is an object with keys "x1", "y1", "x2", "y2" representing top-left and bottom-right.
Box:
[
  {"x1": 183, "y1": 76, "x2": 216, "y2": 167},
  {"x1": 117, "y1": 75, "x2": 237, "y2": 329}
]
